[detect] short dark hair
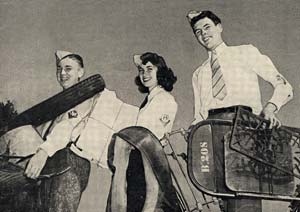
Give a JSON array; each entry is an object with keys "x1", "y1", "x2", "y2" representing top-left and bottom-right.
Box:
[
  {"x1": 60, "y1": 54, "x2": 84, "y2": 68},
  {"x1": 135, "y1": 52, "x2": 177, "y2": 93},
  {"x1": 190, "y1": 10, "x2": 221, "y2": 29}
]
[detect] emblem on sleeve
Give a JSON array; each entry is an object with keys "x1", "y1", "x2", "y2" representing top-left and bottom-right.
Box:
[
  {"x1": 68, "y1": 110, "x2": 78, "y2": 119},
  {"x1": 160, "y1": 114, "x2": 170, "y2": 126}
]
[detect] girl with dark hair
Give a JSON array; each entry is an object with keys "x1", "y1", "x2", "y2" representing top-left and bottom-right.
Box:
[
  {"x1": 134, "y1": 52, "x2": 178, "y2": 139},
  {"x1": 126, "y1": 52, "x2": 179, "y2": 211},
  {"x1": 134, "y1": 52, "x2": 177, "y2": 94}
]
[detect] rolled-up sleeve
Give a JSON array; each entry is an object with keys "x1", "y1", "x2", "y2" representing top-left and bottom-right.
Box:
[
  {"x1": 151, "y1": 97, "x2": 178, "y2": 139},
  {"x1": 248, "y1": 45, "x2": 293, "y2": 111}
]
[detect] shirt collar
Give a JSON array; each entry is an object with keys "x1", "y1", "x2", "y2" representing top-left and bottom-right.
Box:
[
  {"x1": 208, "y1": 42, "x2": 227, "y2": 57},
  {"x1": 148, "y1": 86, "x2": 164, "y2": 101}
]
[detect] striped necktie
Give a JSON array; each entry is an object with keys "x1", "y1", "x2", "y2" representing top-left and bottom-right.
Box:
[{"x1": 211, "y1": 50, "x2": 227, "y2": 100}]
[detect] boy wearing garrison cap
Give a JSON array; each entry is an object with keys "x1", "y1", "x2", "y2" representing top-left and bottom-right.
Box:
[
  {"x1": 24, "y1": 50, "x2": 138, "y2": 212},
  {"x1": 187, "y1": 10, "x2": 293, "y2": 212},
  {"x1": 24, "y1": 50, "x2": 95, "y2": 212}
]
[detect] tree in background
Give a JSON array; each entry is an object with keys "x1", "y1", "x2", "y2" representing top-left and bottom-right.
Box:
[
  {"x1": 0, "y1": 100, "x2": 18, "y2": 155},
  {"x1": 0, "y1": 100, "x2": 18, "y2": 128}
]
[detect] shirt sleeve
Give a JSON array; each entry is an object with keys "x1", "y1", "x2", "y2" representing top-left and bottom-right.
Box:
[
  {"x1": 155, "y1": 97, "x2": 178, "y2": 139},
  {"x1": 139, "y1": 95, "x2": 178, "y2": 140},
  {"x1": 247, "y1": 45, "x2": 293, "y2": 111}
]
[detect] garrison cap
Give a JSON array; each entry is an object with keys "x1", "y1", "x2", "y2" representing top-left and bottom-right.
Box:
[
  {"x1": 55, "y1": 50, "x2": 73, "y2": 65},
  {"x1": 187, "y1": 10, "x2": 202, "y2": 23},
  {"x1": 133, "y1": 54, "x2": 142, "y2": 67}
]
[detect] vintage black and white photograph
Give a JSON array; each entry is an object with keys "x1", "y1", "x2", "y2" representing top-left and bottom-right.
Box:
[{"x1": 0, "y1": 0, "x2": 299, "y2": 211}]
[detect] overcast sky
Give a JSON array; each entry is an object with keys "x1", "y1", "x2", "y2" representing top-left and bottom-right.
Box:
[
  {"x1": 1, "y1": 0, "x2": 299, "y2": 128},
  {"x1": 1, "y1": 0, "x2": 300, "y2": 211}
]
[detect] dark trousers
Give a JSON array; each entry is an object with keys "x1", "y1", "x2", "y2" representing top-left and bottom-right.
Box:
[
  {"x1": 40, "y1": 148, "x2": 90, "y2": 212},
  {"x1": 207, "y1": 107, "x2": 262, "y2": 212},
  {"x1": 126, "y1": 150, "x2": 146, "y2": 212}
]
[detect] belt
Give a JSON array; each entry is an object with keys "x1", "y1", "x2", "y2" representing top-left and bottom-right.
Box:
[{"x1": 208, "y1": 105, "x2": 252, "y2": 116}]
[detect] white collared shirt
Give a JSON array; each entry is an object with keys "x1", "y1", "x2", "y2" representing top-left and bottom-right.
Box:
[
  {"x1": 39, "y1": 95, "x2": 96, "y2": 157},
  {"x1": 39, "y1": 89, "x2": 139, "y2": 168},
  {"x1": 192, "y1": 43, "x2": 293, "y2": 122},
  {"x1": 137, "y1": 86, "x2": 178, "y2": 139}
]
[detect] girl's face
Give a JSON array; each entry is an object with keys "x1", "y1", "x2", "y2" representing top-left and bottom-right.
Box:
[{"x1": 138, "y1": 61, "x2": 158, "y2": 91}]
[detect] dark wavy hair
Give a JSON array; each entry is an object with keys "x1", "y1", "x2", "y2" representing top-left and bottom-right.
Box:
[
  {"x1": 135, "y1": 52, "x2": 177, "y2": 93},
  {"x1": 190, "y1": 10, "x2": 221, "y2": 29}
]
